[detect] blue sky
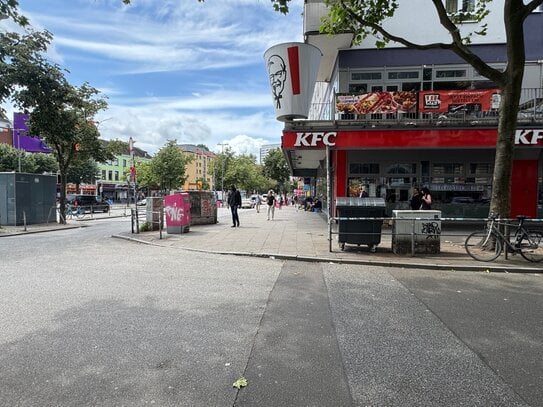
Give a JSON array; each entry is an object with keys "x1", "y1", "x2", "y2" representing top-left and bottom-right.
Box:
[{"x1": 2, "y1": 0, "x2": 304, "y2": 157}]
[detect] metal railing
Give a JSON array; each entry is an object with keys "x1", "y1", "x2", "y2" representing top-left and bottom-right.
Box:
[{"x1": 308, "y1": 87, "x2": 543, "y2": 126}]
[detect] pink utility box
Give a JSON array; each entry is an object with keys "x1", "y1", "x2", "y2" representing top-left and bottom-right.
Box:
[{"x1": 164, "y1": 192, "x2": 191, "y2": 234}]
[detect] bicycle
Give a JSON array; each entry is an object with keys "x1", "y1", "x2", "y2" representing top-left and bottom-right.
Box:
[
  {"x1": 65, "y1": 204, "x2": 85, "y2": 219},
  {"x1": 465, "y1": 214, "x2": 543, "y2": 262}
]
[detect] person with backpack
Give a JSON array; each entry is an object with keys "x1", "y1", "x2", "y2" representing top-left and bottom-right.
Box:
[{"x1": 267, "y1": 190, "x2": 276, "y2": 221}]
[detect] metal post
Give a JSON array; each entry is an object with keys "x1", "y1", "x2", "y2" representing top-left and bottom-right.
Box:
[
  {"x1": 326, "y1": 145, "x2": 332, "y2": 252},
  {"x1": 411, "y1": 218, "x2": 416, "y2": 257},
  {"x1": 23, "y1": 211, "x2": 27, "y2": 231}
]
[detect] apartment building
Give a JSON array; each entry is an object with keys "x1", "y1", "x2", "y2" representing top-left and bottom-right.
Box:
[
  {"x1": 279, "y1": 0, "x2": 543, "y2": 218},
  {"x1": 178, "y1": 144, "x2": 216, "y2": 191}
]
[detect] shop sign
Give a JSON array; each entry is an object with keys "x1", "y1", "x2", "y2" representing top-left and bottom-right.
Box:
[
  {"x1": 515, "y1": 129, "x2": 543, "y2": 145},
  {"x1": 419, "y1": 89, "x2": 499, "y2": 113},
  {"x1": 294, "y1": 132, "x2": 337, "y2": 147},
  {"x1": 336, "y1": 91, "x2": 417, "y2": 114}
]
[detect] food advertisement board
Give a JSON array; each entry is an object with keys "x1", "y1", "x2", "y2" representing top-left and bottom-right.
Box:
[
  {"x1": 336, "y1": 91, "x2": 417, "y2": 115},
  {"x1": 419, "y1": 89, "x2": 500, "y2": 113}
]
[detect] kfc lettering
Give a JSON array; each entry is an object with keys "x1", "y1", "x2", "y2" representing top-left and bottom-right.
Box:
[
  {"x1": 294, "y1": 132, "x2": 337, "y2": 147},
  {"x1": 515, "y1": 129, "x2": 543, "y2": 145}
]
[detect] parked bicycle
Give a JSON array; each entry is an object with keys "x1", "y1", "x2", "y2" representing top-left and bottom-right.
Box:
[
  {"x1": 65, "y1": 204, "x2": 84, "y2": 219},
  {"x1": 464, "y1": 214, "x2": 543, "y2": 262}
]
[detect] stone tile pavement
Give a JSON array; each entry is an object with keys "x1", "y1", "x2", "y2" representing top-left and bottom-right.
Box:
[{"x1": 1, "y1": 204, "x2": 541, "y2": 273}]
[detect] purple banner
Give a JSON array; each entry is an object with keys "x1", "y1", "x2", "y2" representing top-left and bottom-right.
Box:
[{"x1": 13, "y1": 112, "x2": 51, "y2": 153}]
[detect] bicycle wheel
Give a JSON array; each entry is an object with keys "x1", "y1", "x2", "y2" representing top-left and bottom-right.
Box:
[
  {"x1": 75, "y1": 208, "x2": 85, "y2": 219},
  {"x1": 465, "y1": 230, "x2": 502, "y2": 262},
  {"x1": 518, "y1": 230, "x2": 543, "y2": 263}
]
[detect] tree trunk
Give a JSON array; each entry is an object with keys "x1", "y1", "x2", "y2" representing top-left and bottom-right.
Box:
[{"x1": 489, "y1": 1, "x2": 525, "y2": 219}]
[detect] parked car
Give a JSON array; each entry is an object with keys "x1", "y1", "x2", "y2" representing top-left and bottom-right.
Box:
[
  {"x1": 66, "y1": 194, "x2": 110, "y2": 213},
  {"x1": 136, "y1": 198, "x2": 147, "y2": 206},
  {"x1": 241, "y1": 198, "x2": 255, "y2": 209}
]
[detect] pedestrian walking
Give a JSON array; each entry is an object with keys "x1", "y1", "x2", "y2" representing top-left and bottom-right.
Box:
[
  {"x1": 267, "y1": 190, "x2": 276, "y2": 220},
  {"x1": 228, "y1": 185, "x2": 242, "y2": 227},
  {"x1": 254, "y1": 194, "x2": 262, "y2": 213}
]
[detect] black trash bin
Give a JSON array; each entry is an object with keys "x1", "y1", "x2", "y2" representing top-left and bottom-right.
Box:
[{"x1": 336, "y1": 197, "x2": 386, "y2": 252}]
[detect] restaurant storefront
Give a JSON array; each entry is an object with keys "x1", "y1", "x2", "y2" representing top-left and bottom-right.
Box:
[{"x1": 282, "y1": 126, "x2": 543, "y2": 218}]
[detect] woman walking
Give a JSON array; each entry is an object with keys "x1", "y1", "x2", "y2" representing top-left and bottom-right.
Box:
[{"x1": 266, "y1": 190, "x2": 276, "y2": 220}]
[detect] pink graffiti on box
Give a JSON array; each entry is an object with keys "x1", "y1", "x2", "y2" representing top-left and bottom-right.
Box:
[{"x1": 164, "y1": 192, "x2": 191, "y2": 233}]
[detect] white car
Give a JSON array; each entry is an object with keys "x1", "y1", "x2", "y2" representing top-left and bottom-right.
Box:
[
  {"x1": 136, "y1": 198, "x2": 147, "y2": 206},
  {"x1": 241, "y1": 198, "x2": 255, "y2": 209}
]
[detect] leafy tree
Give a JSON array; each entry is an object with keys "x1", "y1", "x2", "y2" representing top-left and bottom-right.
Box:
[
  {"x1": 210, "y1": 146, "x2": 236, "y2": 193},
  {"x1": 195, "y1": 177, "x2": 210, "y2": 190},
  {"x1": 66, "y1": 158, "x2": 100, "y2": 184},
  {"x1": 135, "y1": 161, "x2": 159, "y2": 191},
  {"x1": 270, "y1": 0, "x2": 543, "y2": 217},
  {"x1": 26, "y1": 152, "x2": 58, "y2": 174},
  {"x1": 151, "y1": 140, "x2": 191, "y2": 193},
  {"x1": 105, "y1": 139, "x2": 130, "y2": 155},
  {"x1": 262, "y1": 148, "x2": 290, "y2": 193},
  {"x1": 196, "y1": 144, "x2": 210, "y2": 151},
  {"x1": 223, "y1": 154, "x2": 263, "y2": 194},
  {"x1": 0, "y1": 9, "x2": 111, "y2": 222},
  {"x1": 0, "y1": 143, "x2": 57, "y2": 173}
]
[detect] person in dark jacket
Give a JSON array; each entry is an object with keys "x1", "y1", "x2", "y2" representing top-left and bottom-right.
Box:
[
  {"x1": 228, "y1": 185, "x2": 242, "y2": 227},
  {"x1": 410, "y1": 187, "x2": 423, "y2": 210}
]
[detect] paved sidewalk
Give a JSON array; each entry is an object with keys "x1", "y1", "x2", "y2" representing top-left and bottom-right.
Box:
[
  {"x1": 112, "y1": 205, "x2": 542, "y2": 273},
  {"x1": 2, "y1": 204, "x2": 540, "y2": 272}
]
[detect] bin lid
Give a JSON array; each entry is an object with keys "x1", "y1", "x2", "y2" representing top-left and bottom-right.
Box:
[{"x1": 336, "y1": 197, "x2": 386, "y2": 207}]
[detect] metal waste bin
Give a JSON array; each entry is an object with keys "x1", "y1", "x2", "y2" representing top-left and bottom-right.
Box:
[
  {"x1": 336, "y1": 197, "x2": 386, "y2": 252},
  {"x1": 392, "y1": 210, "x2": 441, "y2": 254}
]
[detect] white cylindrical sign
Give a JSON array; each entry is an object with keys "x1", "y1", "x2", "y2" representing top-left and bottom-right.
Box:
[{"x1": 264, "y1": 42, "x2": 322, "y2": 122}]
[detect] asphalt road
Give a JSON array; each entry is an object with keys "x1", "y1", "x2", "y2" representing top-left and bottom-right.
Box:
[{"x1": 1, "y1": 217, "x2": 541, "y2": 406}]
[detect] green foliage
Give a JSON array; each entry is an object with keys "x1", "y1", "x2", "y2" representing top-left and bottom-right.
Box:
[
  {"x1": 66, "y1": 158, "x2": 99, "y2": 184},
  {"x1": 150, "y1": 140, "x2": 190, "y2": 192},
  {"x1": 262, "y1": 148, "x2": 290, "y2": 192},
  {"x1": 0, "y1": 0, "x2": 29, "y2": 27},
  {"x1": 139, "y1": 222, "x2": 152, "y2": 232},
  {"x1": 135, "y1": 161, "x2": 158, "y2": 190},
  {"x1": 0, "y1": 143, "x2": 58, "y2": 173},
  {"x1": 106, "y1": 139, "x2": 130, "y2": 156}
]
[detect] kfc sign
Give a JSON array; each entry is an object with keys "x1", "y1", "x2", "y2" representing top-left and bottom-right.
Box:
[
  {"x1": 423, "y1": 93, "x2": 441, "y2": 109},
  {"x1": 294, "y1": 132, "x2": 337, "y2": 147},
  {"x1": 515, "y1": 129, "x2": 543, "y2": 145}
]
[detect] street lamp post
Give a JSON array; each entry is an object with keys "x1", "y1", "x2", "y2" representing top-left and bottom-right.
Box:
[
  {"x1": 15, "y1": 128, "x2": 21, "y2": 172},
  {"x1": 217, "y1": 143, "x2": 228, "y2": 205}
]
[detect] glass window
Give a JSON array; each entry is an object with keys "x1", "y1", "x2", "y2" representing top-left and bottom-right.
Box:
[
  {"x1": 433, "y1": 163, "x2": 464, "y2": 175},
  {"x1": 436, "y1": 69, "x2": 467, "y2": 78},
  {"x1": 386, "y1": 163, "x2": 416, "y2": 175},
  {"x1": 114, "y1": 171, "x2": 119, "y2": 181},
  {"x1": 352, "y1": 72, "x2": 382, "y2": 81},
  {"x1": 423, "y1": 68, "x2": 433, "y2": 81},
  {"x1": 446, "y1": 0, "x2": 475, "y2": 13},
  {"x1": 349, "y1": 84, "x2": 367, "y2": 94},
  {"x1": 123, "y1": 159, "x2": 127, "y2": 167},
  {"x1": 349, "y1": 163, "x2": 380, "y2": 174},
  {"x1": 469, "y1": 163, "x2": 493, "y2": 175},
  {"x1": 108, "y1": 170, "x2": 113, "y2": 181},
  {"x1": 388, "y1": 71, "x2": 419, "y2": 80},
  {"x1": 402, "y1": 82, "x2": 421, "y2": 91},
  {"x1": 101, "y1": 170, "x2": 106, "y2": 180}
]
